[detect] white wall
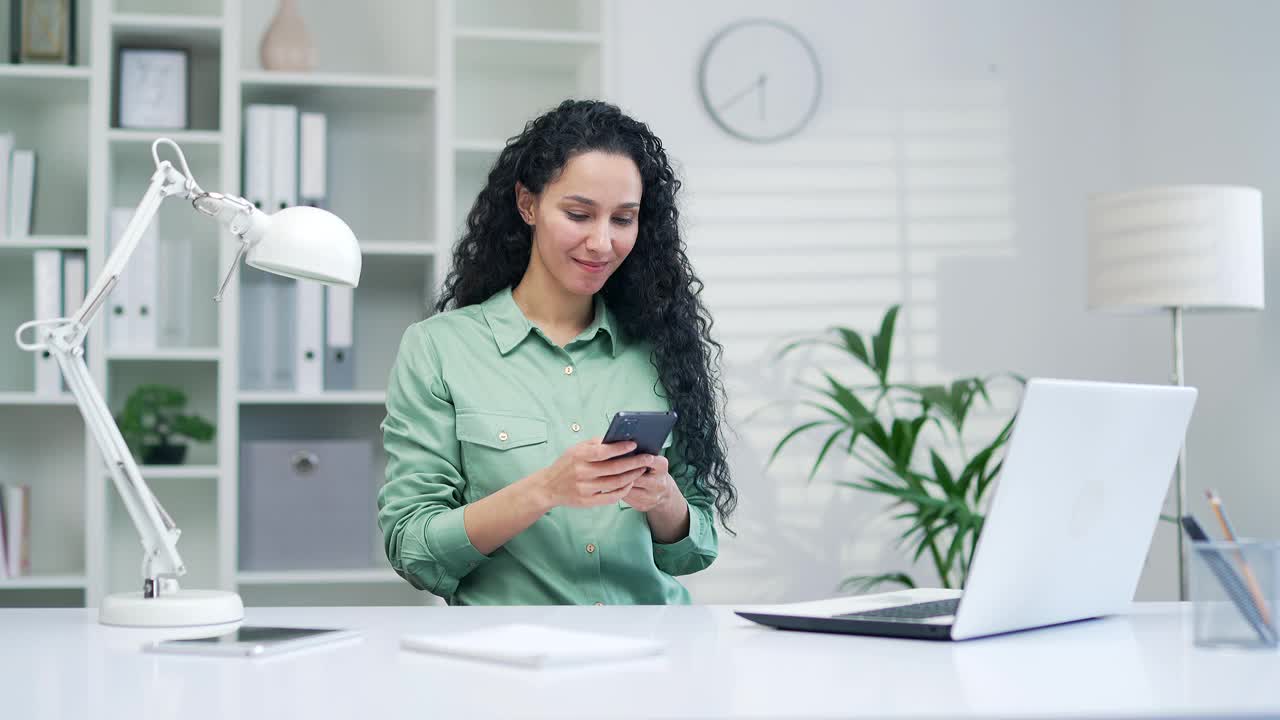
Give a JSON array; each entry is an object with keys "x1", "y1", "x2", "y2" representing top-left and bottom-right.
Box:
[{"x1": 611, "y1": 0, "x2": 1280, "y2": 603}]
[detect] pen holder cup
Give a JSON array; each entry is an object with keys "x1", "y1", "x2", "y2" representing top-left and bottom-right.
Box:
[{"x1": 1191, "y1": 540, "x2": 1280, "y2": 650}]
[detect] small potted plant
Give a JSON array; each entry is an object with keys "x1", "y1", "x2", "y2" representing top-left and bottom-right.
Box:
[{"x1": 116, "y1": 384, "x2": 216, "y2": 465}]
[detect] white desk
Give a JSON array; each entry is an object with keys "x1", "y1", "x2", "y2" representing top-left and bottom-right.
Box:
[{"x1": 2, "y1": 602, "x2": 1277, "y2": 719}]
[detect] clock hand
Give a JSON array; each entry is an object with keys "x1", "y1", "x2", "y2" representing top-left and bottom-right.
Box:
[
  {"x1": 716, "y1": 73, "x2": 767, "y2": 115},
  {"x1": 759, "y1": 74, "x2": 767, "y2": 122}
]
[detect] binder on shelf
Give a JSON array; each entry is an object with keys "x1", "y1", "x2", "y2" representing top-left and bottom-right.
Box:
[
  {"x1": 2, "y1": 485, "x2": 30, "y2": 578},
  {"x1": 108, "y1": 207, "x2": 159, "y2": 351},
  {"x1": 158, "y1": 232, "x2": 193, "y2": 347},
  {"x1": 62, "y1": 252, "x2": 87, "y2": 392},
  {"x1": 0, "y1": 133, "x2": 12, "y2": 243},
  {"x1": 240, "y1": 269, "x2": 296, "y2": 391},
  {"x1": 299, "y1": 112, "x2": 327, "y2": 208},
  {"x1": 239, "y1": 269, "x2": 267, "y2": 390},
  {"x1": 324, "y1": 285, "x2": 355, "y2": 391},
  {"x1": 296, "y1": 280, "x2": 325, "y2": 394},
  {"x1": 33, "y1": 250, "x2": 62, "y2": 396},
  {"x1": 8, "y1": 149, "x2": 35, "y2": 241},
  {"x1": 269, "y1": 105, "x2": 300, "y2": 390},
  {"x1": 268, "y1": 274, "x2": 296, "y2": 390},
  {"x1": 130, "y1": 212, "x2": 158, "y2": 351},
  {"x1": 243, "y1": 105, "x2": 274, "y2": 212},
  {"x1": 0, "y1": 485, "x2": 7, "y2": 579},
  {"x1": 269, "y1": 105, "x2": 298, "y2": 213}
]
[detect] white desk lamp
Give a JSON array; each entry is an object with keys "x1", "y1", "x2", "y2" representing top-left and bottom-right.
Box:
[
  {"x1": 14, "y1": 139, "x2": 362, "y2": 627},
  {"x1": 1088, "y1": 185, "x2": 1264, "y2": 600}
]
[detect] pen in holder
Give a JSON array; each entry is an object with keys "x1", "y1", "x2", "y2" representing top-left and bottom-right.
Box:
[{"x1": 1189, "y1": 538, "x2": 1279, "y2": 649}]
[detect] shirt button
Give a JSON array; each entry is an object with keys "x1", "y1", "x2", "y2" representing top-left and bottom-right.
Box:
[
  {"x1": 594, "y1": 602, "x2": 605, "y2": 606},
  {"x1": 586, "y1": 543, "x2": 596, "y2": 554},
  {"x1": 498, "y1": 431, "x2": 509, "y2": 442},
  {"x1": 571, "y1": 423, "x2": 582, "y2": 433},
  {"x1": 564, "y1": 365, "x2": 574, "y2": 375}
]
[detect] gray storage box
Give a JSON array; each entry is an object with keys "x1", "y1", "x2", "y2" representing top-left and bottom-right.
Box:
[{"x1": 239, "y1": 439, "x2": 375, "y2": 571}]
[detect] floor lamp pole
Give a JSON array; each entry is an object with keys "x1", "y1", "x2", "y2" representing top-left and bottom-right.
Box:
[{"x1": 1171, "y1": 306, "x2": 1188, "y2": 601}]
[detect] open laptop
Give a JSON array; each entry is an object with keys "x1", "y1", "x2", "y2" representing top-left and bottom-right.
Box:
[{"x1": 737, "y1": 378, "x2": 1197, "y2": 641}]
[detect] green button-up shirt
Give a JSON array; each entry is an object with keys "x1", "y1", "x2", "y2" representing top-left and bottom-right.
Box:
[{"x1": 378, "y1": 287, "x2": 718, "y2": 605}]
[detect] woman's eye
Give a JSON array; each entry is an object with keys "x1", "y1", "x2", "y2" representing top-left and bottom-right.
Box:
[
  {"x1": 612, "y1": 217, "x2": 634, "y2": 227},
  {"x1": 566, "y1": 212, "x2": 589, "y2": 221}
]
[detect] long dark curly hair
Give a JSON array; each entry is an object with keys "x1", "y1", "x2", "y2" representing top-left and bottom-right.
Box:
[{"x1": 436, "y1": 99, "x2": 736, "y2": 529}]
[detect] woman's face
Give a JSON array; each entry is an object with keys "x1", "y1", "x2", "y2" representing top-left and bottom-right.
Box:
[{"x1": 518, "y1": 151, "x2": 643, "y2": 297}]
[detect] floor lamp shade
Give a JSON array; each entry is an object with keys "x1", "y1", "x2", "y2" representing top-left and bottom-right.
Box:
[{"x1": 1088, "y1": 185, "x2": 1264, "y2": 311}]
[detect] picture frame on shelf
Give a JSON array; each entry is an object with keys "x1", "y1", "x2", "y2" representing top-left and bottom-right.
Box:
[
  {"x1": 115, "y1": 47, "x2": 190, "y2": 130},
  {"x1": 11, "y1": 0, "x2": 77, "y2": 65}
]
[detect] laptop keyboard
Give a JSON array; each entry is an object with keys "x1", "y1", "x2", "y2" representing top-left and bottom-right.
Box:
[{"x1": 838, "y1": 598, "x2": 960, "y2": 621}]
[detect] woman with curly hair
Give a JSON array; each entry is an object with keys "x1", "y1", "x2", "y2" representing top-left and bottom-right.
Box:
[{"x1": 378, "y1": 99, "x2": 734, "y2": 605}]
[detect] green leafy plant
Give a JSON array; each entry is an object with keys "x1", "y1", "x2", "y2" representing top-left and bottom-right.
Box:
[
  {"x1": 769, "y1": 306, "x2": 1023, "y2": 593},
  {"x1": 116, "y1": 384, "x2": 215, "y2": 465}
]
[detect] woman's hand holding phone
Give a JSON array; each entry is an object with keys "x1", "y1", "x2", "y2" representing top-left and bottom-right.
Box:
[
  {"x1": 619, "y1": 454, "x2": 678, "y2": 512},
  {"x1": 535, "y1": 438, "x2": 655, "y2": 509}
]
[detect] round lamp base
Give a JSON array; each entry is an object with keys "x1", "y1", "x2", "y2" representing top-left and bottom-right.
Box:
[{"x1": 99, "y1": 589, "x2": 245, "y2": 628}]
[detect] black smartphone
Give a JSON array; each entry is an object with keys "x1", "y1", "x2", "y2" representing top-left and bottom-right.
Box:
[{"x1": 602, "y1": 411, "x2": 678, "y2": 456}]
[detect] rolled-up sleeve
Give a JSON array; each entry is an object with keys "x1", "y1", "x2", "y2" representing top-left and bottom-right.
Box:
[
  {"x1": 378, "y1": 323, "x2": 489, "y2": 600},
  {"x1": 654, "y1": 438, "x2": 719, "y2": 576}
]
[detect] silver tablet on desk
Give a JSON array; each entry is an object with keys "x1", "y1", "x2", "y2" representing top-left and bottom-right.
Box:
[{"x1": 144, "y1": 626, "x2": 361, "y2": 658}]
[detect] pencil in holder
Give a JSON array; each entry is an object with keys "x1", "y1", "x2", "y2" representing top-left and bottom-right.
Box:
[{"x1": 1190, "y1": 539, "x2": 1279, "y2": 649}]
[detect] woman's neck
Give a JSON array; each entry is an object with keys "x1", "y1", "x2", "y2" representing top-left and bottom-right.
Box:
[{"x1": 512, "y1": 265, "x2": 594, "y2": 343}]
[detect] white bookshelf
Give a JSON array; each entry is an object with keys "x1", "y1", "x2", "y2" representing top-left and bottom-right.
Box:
[
  {"x1": 105, "y1": 348, "x2": 222, "y2": 362},
  {"x1": 0, "y1": 393, "x2": 77, "y2": 406},
  {"x1": 140, "y1": 465, "x2": 222, "y2": 481},
  {"x1": 0, "y1": 575, "x2": 88, "y2": 590},
  {"x1": 107, "y1": 128, "x2": 224, "y2": 145},
  {"x1": 237, "y1": 391, "x2": 387, "y2": 406},
  {"x1": 238, "y1": 568, "x2": 402, "y2": 585},
  {"x1": 1, "y1": 0, "x2": 611, "y2": 607}
]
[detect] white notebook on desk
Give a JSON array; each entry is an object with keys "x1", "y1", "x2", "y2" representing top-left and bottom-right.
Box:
[{"x1": 401, "y1": 624, "x2": 664, "y2": 669}]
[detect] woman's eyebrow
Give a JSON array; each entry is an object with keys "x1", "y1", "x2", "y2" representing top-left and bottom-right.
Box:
[{"x1": 563, "y1": 194, "x2": 641, "y2": 210}]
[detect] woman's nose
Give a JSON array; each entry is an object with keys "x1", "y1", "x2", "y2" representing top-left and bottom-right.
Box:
[{"x1": 586, "y1": 220, "x2": 612, "y2": 252}]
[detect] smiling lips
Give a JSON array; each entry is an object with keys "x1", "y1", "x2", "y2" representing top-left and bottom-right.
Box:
[{"x1": 573, "y1": 258, "x2": 609, "y2": 273}]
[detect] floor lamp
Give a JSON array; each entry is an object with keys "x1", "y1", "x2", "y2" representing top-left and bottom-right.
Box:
[{"x1": 1088, "y1": 185, "x2": 1264, "y2": 600}]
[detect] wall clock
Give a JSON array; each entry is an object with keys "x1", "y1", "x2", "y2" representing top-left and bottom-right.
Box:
[{"x1": 697, "y1": 18, "x2": 822, "y2": 143}]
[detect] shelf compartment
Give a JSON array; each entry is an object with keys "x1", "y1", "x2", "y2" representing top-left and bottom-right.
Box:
[
  {"x1": 456, "y1": 0, "x2": 601, "y2": 33},
  {"x1": 107, "y1": 361, "x2": 220, "y2": 467},
  {"x1": 455, "y1": 34, "x2": 601, "y2": 144},
  {"x1": 107, "y1": 472, "x2": 218, "y2": 596},
  {"x1": 0, "y1": 85, "x2": 90, "y2": 237},
  {"x1": 0, "y1": 406, "x2": 86, "y2": 578},
  {"x1": 235, "y1": 89, "x2": 435, "y2": 252},
  {"x1": 108, "y1": 141, "x2": 222, "y2": 350},
  {"x1": 239, "y1": 0, "x2": 436, "y2": 78},
  {"x1": 110, "y1": 29, "x2": 222, "y2": 132}
]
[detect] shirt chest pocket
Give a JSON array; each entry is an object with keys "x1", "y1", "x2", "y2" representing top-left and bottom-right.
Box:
[{"x1": 455, "y1": 411, "x2": 549, "y2": 498}]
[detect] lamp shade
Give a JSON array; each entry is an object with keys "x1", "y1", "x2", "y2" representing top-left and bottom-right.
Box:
[
  {"x1": 247, "y1": 206, "x2": 362, "y2": 287},
  {"x1": 1088, "y1": 185, "x2": 1263, "y2": 312}
]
